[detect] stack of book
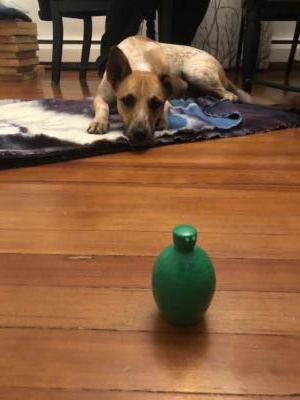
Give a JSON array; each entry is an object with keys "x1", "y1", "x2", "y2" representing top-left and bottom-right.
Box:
[{"x1": 0, "y1": 20, "x2": 39, "y2": 80}]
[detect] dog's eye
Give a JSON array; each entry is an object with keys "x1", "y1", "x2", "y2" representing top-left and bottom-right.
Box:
[
  {"x1": 121, "y1": 95, "x2": 135, "y2": 108},
  {"x1": 149, "y1": 97, "x2": 163, "y2": 111}
]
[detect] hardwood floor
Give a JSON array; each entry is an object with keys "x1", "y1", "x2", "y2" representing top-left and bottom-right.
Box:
[{"x1": 0, "y1": 70, "x2": 299, "y2": 399}]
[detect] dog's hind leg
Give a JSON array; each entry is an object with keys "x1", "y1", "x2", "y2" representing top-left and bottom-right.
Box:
[{"x1": 182, "y1": 60, "x2": 238, "y2": 102}]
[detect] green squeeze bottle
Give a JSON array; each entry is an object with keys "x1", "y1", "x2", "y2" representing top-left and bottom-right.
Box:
[{"x1": 152, "y1": 225, "x2": 216, "y2": 326}]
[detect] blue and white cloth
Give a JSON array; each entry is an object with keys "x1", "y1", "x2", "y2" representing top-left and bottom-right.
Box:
[{"x1": 168, "y1": 98, "x2": 242, "y2": 131}]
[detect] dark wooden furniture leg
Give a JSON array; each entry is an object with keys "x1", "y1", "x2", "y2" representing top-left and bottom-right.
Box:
[
  {"x1": 236, "y1": 16, "x2": 245, "y2": 71},
  {"x1": 158, "y1": 0, "x2": 173, "y2": 43},
  {"x1": 242, "y1": 4, "x2": 261, "y2": 92},
  {"x1": 80, "y1": 16, "x2": 92, "y2": 80},
  {"x1": 284, "y1": 20, "x2": 300, "y2": 85},
  {"x1": 50, "y1": 0, "x2": 63, "y2": 85},
  {"x1": 146, "y1": 10, "x2": 156, "y2": 40}
]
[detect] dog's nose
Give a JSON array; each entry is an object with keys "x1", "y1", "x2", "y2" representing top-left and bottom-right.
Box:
[
  {"x1": 132, "y1": 129, "x2": 148, "y2": 143},
  {"x1": 126, "y1": 122, "x2": 153, "y2": 147}
]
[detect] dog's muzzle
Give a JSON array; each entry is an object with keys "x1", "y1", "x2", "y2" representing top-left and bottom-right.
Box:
[{"x1": 126, "y1": 122, "x2": 154, "y2": 147}]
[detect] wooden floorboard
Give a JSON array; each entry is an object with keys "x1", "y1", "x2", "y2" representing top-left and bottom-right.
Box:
[
  {"x1": 0, "y1": 183, "x2": 300, "y2": 234},
  {"x1": 0, "y1": 70, "x2": 299, "y2": 399},
  {"x1": 0, "y1": 389, "x2": 292, "y2": 400},
  {"x1": 0, "y1": 229, "x2": 299, "y2": 259},
  {"x1": 0, "y1": 286, "x2": 299, "y2": 335},
  {"x1": 0, "y1": 329, "x2": 299, "y2": 395},
  {"x1": 2, "y1": 162, "x2": 300, "y2": 187},
  {"x1": 0, "y1": 254, "x2": 299, "y2": 292}
]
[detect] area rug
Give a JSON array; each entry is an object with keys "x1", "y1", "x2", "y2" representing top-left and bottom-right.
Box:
[{"x1": 0, "y1": 97, "x2": 299, "y2": 169}]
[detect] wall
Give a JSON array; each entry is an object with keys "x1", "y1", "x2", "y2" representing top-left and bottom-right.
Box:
[
  {"x1": 23, "y1": 0, "x2": 298, "y2": 64},
  {"x1": 271, "y1": 21, "x2": 298, "y2": 62}
]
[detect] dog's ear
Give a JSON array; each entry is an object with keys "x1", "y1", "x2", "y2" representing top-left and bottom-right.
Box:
[
  {"x1": 106, "y1": 46, "x2": 132, "y2": 90},
  {"x1": 160, "y1": 74, "x2": 188, "y2": 99}
]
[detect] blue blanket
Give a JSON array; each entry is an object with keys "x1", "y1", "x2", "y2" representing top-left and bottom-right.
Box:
[{"x1": 168, "y1": 98, "x2": 242, "y2": 131}]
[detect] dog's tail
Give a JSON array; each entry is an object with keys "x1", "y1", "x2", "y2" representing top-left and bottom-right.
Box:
[
  {"x1": 226, "y1": 77, "x2": 300, "y2": 112},
  {"x1": 226, "y1": 78, "x2": 253, "y2": 103}
]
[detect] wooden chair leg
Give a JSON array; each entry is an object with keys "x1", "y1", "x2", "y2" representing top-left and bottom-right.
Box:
[
  {"x1": 50, "y1": 0, "x2": 63, "y2": 85},
  {"x1": 242, "y1": 9, "x2": 261, "y2": 92},
  {"x1": 284, "y1": 21, "x2": 300, "y2": 86},
  {"x1": 80, "y1": 16, "x2": 92, "y2": 81}
]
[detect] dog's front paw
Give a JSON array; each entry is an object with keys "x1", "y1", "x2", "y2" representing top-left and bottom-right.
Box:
[
  {"x1": 156, "y1": 102, "x2": 170, "y2": 131},
  {"x1": 87, "y1": 118, "x2": 109, "y2": 135}
]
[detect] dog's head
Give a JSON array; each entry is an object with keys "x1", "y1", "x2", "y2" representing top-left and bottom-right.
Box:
[{"x1": 106, "y1": 46, "x2": 187, "y2": 147}]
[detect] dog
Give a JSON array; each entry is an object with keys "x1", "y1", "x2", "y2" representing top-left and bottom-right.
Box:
[{"x1": 88, "y1": 35, "x2": 251, "y2": 147}]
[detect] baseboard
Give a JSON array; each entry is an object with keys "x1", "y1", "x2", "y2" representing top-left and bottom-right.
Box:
[
  {"x1": 271, "y1": 43, "x2": 300, "y2": 63},
  {"x1": 38, "y1": 43, "x2": 102, "y2": 63}
]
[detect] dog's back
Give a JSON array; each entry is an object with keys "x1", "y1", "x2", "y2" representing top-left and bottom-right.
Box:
[{"x1": 117, "y1": 36, "x2": 220, "y2": 77}]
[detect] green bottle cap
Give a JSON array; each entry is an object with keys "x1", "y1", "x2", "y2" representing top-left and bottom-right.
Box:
[{"x1": 173, "y1": 225, "x2": 197, "y2": 252}]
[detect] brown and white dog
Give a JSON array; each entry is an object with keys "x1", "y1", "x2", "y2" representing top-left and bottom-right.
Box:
[{"x1": 88, "y1": 35, "x2": 250, "y2": 147}]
